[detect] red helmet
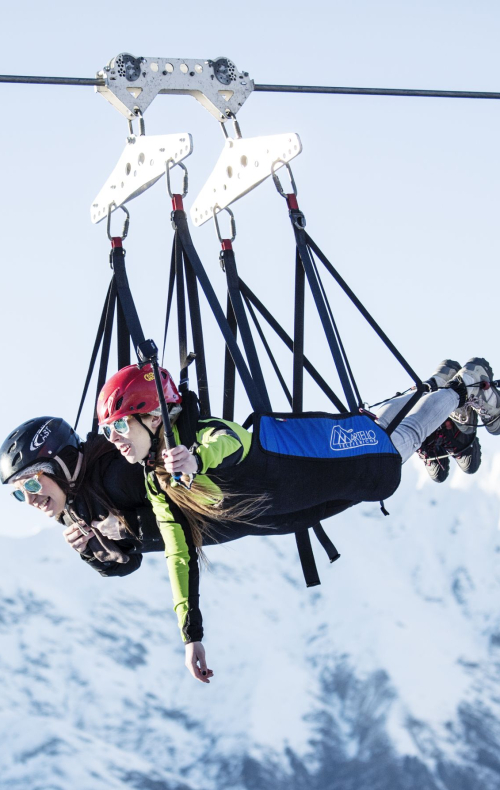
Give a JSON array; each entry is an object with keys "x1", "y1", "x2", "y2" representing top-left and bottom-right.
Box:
[{"x1": 97, "y1": 364, "x2": 181, "y2": 426}]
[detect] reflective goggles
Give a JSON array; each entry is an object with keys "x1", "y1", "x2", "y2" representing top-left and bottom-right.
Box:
[
  {"x1": 11, "y1": 471, "x2": 44, "y2": 502},
  {"x1": 102, "y1": 417, "x2": 130, "y2": 440}
]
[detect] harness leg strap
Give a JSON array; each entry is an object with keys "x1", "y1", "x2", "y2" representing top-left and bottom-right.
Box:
[
  {"x1": 295, "y1": 529, "x2": 321, "y2": 587},
  {"x1": 313, "y1": 524, "x2": 341, "y2": 563}
]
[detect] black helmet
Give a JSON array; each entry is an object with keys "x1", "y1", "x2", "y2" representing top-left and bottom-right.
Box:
[{"x1": 0, "y1": 417, "x2": 81, "y2": 484}]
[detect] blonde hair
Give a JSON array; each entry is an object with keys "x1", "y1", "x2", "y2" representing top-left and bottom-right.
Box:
[{"x1": 152, "y1": 422, "x2": 268, "y2": 554}]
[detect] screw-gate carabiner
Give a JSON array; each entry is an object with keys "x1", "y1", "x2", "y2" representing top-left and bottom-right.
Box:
[
  {"x1": 166, "y1": 159, "x2": 189, "y2": 199},
  {"x1": 107, "y1": 203, "x2": 130, "y2": 241},
  {"x1": 271, "y1": 159, "x2": 298, "y2": 198},
  {"x1": 213, "y1": 204, "x2": 236, "y2": 244}
]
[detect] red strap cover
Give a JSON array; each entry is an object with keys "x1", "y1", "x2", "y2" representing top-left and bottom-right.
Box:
[{"x1": 172, "y1": 194, "x2": 184, "y2": 211}]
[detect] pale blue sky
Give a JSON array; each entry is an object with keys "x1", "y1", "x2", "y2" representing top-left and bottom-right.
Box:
[{"x1": 1, "y1": 0, "x2": 499, "y2": 534}]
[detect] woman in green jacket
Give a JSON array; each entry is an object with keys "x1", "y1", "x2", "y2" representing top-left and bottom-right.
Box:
[{"x1": 97, "y1": 357, "x2": 500, "y2": 684}]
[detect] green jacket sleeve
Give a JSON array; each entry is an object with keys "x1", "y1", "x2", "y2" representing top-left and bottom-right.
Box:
[
  {"x1": 147, "y1": 418, "x2": 252, "y2": 644},
  {"x1": 193, "y1": 419, "x2": 252, "y2": 474},
  {"x1": 146, "y1": 477, "x2": 203, "y2": 644}
]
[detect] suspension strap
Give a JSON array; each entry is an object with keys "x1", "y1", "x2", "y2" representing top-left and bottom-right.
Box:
[
  {"x1": 109, "y1": 240, "x2": 145, "y2": 351},
  {"x1": 74, "y1": 278, "x2": 115, "y2": 432},
  {"x1": 77, "y1": 211, "x2": 178, "y2": 453},
  {"x1": 218, "y1": 240, "x2": 271, "y2": 412},
  {"x1": 239, "y1": 278, "x2": 346, "y2": 411},
  {"x1": 243, "y1": 296, "x2": 292, "y2": 407},
  {"x1": 116, "y1": 296, "x2": 131, "y2": 369},
  {"x1": 184, "y1": 251, "x2": 211, "y2": 416},
  {"x1": 292, "y1": 215, "x2": 360, "y2": 411},
  {"x1": 93, "y1": 277, "x2": 118, "y2": 435},
  {"x1": 161, "y1": 236, "x2": 177, "y2": 368},
  {"x1": 304, "y1": 233, "x2": 425, "y2": 433},
  {"x1": 223, "y1": 293, "x2": 238, "y2": 421},
  {"x1": 172, "y1": 208, "x2": 268, "y2": 414},
  {"x1": 293, "y1": 248, "x2": 305, "y2": 412}
]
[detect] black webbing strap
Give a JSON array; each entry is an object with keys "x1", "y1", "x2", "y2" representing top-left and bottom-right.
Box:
[
  {"x1": 183, "y1": 252, "x2": 211, "y2": 417},
  {"x1": 313, "y1": 524, "x2": 341, "y2": 563},
  {"x1": 161, "y1": 239, "x2": 177, "y2": 367},
  {"x1": 117, "y1": 297, "x2": 130, "y2": 370},
  {"x1": 311, "y1": 253, "x2": 363, "y2": 408},
  {"x1": 239, "y1": 279, "x2": 346, "y2": 412},
  {"x1": 305, "y1": 233, "x2": 425, "y2": 432},
  {"x1": 74, "y1": 278, "x2": 115, "y2": 432},
  {"x1": 221, "y1": 247, "x2": 271, "y2": 411},
  {"x1": 244, "y1": 296, "x2": 292, "y2": 407},
  {"x1": 292, "y1": 214, "x2": 360, "y2": 411},
  {"x1": 172, "y1": 209, "x2": 268, "y2": 414},
  {"x1": 92, "y1": 280, "x2": 117, "y2": 434},
  {"x1": 293, "y1": 249, "x2": 305, "y2": 413},
  {"x1": 110, "y1": 244, "x2": 145, "y2": 350},
  {"x1": 223, "y1": 293, "x2": 238, "y2": 421},
  {"x1": 290, "y1": 245, "x2": 320, "y2": 585},
  {"x1": 78, "y1": 244, "x2": 146, "y2": 434},
  {"x1": 295, "y1": 529, "x2": 320, "y2": 587},
  {"x1": 162, "y1": 236, "x2": 209, "y2": 412},
  {"x1": 290, "y1": 245, "x2": 331, "y2": 587},
  {"x1": 175, "y1": 234, "x2": 189, "y2": 382}
]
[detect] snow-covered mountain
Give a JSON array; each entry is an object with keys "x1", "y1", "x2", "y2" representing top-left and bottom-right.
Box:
[{"x1": 2, "y1": 452, "x2": 500, "y2": 790}]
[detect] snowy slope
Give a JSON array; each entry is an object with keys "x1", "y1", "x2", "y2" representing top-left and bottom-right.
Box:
[{"x1": 2, "y1": 453, "x2": 500, "y2": 789}]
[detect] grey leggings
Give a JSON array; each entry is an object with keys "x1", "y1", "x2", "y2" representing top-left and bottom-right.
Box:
[{"x1": 375, "y1": 389, "x2": 459, "y2": 464}]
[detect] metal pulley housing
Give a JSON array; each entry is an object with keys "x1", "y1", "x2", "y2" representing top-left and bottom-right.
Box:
[{"x1": 96, "y1": 53, "x2": 254, "y2": 121}]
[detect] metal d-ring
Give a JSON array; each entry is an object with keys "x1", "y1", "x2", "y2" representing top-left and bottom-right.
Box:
[
  {"x1": 107, "y1": 203, "x2": 130, "y2": 241},
  {"x1": 165, "y1": 159, "x2": 188, "y2": 199},
  {"x1": 271, "y1": 159, "x2": 298, "y2": 198},
  {"x1": 213, "y1": 205, "x2": 236, "y2": 244}
]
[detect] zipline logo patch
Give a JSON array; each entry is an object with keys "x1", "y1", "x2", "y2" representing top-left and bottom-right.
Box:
[
  {"x1": 30, "y1": 420, "x2": 53, "y2": 452},
  {"x1": 330, "y1": 424, "x2": 378, "y2": 452}
]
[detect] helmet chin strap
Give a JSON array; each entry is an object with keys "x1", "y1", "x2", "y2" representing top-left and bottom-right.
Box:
[
  {"x1": 54, "y1": 452, "x2": 83, "y2": 487},
  {"x1": 133, "y1": 415, "x2": 162, "y2": 469}
]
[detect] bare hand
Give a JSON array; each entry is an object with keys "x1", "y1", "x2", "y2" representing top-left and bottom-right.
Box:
[
  {"x1": 91, "y1": 513, "x2": 127, "y2": 541},
  {"x1": 185, "y1": 641, "x2": 214, "y2": 684},
  {"x1": 63, "y1": 523, "x2": 94, "y2": 553},
  {"x1": 162, "y1": 445, "x2": 198, "y2": 476}
]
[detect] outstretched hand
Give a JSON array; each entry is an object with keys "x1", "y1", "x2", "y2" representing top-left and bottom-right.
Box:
[
  {"x1": 162, "y1": 445, "x2": 198, "y2": 476},
  {"x1": 185, "y1": 641, "x2": 214, "y2": 684}
]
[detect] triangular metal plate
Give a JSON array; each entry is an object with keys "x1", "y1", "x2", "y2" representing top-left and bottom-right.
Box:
[
  {"x1": 190, "y1": 133, "x2": 302, "y2": 227},
  {"x1": 91, "y1": 133, "x2": 193, "y2": 224}
]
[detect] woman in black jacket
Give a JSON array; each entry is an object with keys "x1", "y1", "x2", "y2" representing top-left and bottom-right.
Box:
[{"x1": 0, "y1": 416, "x2": 163, "y2": 575}]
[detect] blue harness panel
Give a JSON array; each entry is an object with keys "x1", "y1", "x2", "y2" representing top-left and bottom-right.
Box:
[{"x1": 259, "y1": 414, "x2": 399, "y2": 459}]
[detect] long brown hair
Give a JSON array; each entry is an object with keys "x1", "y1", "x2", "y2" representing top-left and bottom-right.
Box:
[
  {"x1": 50, "y1": 433, "x2": 132, "y2": 531},
  {"x1": 153, "y1": 424, "x2": 267, "y2": 550}
]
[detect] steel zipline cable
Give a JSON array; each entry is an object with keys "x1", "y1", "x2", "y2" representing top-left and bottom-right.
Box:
[{"x1": 1, "y1": 73, "x2": 500, "y2": 100}]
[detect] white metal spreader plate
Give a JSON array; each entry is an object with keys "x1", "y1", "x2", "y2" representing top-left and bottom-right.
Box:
[
  {"x1": 190, "y1": 133, "x2": 302, "y2": 227},
  {"x1": 91, "y1": 133, "x2": 193, "y2": 224}
]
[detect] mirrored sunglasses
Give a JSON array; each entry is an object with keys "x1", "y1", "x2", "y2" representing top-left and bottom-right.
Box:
[
  {"x1": 102, "y1": 417, "x2": 130, "y2": 440},
  {"x1": 11, "y1": 471, "x2": 44, "y2": 503}
]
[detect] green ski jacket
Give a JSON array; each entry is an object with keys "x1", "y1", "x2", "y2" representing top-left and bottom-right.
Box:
[{"x1": 146, "y1": 417, "x2": 252, "y2": 644}]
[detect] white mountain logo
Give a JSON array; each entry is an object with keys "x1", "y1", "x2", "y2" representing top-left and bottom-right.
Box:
[
  {"x1": 330, "y1": 424, "x2": 378, "y2": 451},
  {"x1": 29, "y1": 420, "x2": 53, "y2": 451}
]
